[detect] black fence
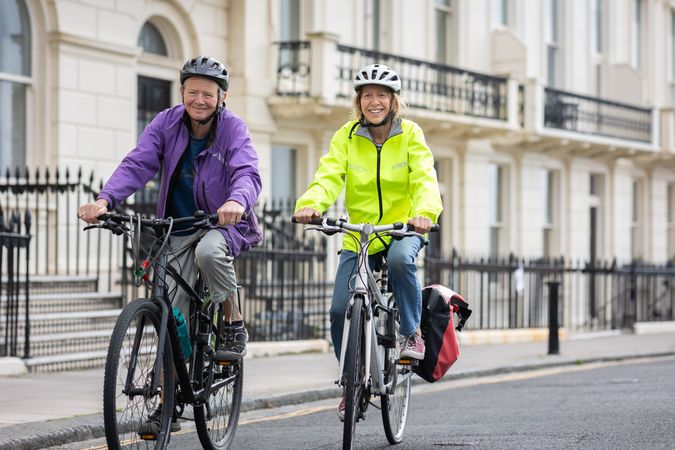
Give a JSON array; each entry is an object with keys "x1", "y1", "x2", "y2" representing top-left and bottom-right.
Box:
[
  {"x1": 544, "y1": 87, "x2": 652, "y2": 143},
  {"x1": 0, "y1": 211, "x2": 31, "y2": 357},
  {"x1": 424, "y1": 251, "x2": 675, "y2": 331}
]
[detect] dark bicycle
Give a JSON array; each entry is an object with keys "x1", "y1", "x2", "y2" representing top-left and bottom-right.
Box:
[{"x1": 85, "y1": 211, "x2": 243, "y2": 450}]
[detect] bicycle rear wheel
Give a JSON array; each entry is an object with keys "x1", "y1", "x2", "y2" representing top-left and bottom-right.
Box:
[
  {"x1": 381, "y1": 315, "x2": 412, "y2": 444},
  {"x1": 194, "y1": 305, "x2": 244, "y2": 450},
  {"x1": 343, "y1": 296, "x2": 365, "y2": 450},
  {"x1": 103, "y1": 299, "x2": 174, "y2": 449}
]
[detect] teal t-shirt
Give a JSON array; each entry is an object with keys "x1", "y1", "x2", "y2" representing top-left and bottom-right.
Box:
[{"x1": 166, "y1": 135, "x2": 208, "y2": 234}]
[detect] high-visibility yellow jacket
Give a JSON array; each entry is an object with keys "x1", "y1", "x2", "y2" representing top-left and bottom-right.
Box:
[{"x1": 294, "y1": 118, "x2": 443, "y2": 254}]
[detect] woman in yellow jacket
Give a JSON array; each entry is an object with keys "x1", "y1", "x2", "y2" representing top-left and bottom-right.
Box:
[{"x1": 294, "y1": 64, "x2": 442, "y2": 419}]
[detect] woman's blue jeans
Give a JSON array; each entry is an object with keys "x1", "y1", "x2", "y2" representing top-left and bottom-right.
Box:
[{"x1": 330, "y1": 236, "x2": 425, "y2": 360}]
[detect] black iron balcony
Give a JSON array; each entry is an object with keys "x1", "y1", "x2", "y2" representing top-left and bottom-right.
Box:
[
  {"x1": 274, "y1": 38, "x2": 514, "y2": 123},
  {"x1": 274, "y1": 37, "x2": 657, "y2": 148},
  {"x1": 544, "y1": 87, "x2": 652, "y2": 143}
]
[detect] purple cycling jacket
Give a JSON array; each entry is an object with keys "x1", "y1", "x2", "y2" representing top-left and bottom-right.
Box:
[{"x1": 98, "y1": 104, "x2": 263, "y2": 256}]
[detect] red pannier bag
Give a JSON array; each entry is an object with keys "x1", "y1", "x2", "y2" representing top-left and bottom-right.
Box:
[{"x1": 413, "y1": 284, "x2": 472, "y2": 383}]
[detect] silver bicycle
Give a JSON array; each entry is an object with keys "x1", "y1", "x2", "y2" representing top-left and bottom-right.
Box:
[{"x1": 295, "y1": 216, "x2": 438, "y2": 449}]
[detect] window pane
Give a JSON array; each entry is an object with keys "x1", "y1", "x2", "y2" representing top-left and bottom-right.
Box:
[
  {"x1": 280, "y1": 0, "x2": 301, "y2": 41},
  {"x1": 492, "y1": 0, "x2": 507, "y2": 26},
  {"x1": 547, "y1": 45, "x2": 557, "y2": 87},
  {"x1": 671, "y1": 11, "x2": 675, "y2": 81},
  {"x1": 489, "y1": 164, "x2": 503, "y2": 223},
  {"x1": 436, "y1": 10, "x2": 447, "y2": 64},
  {"x1": 597, "y1": 0, "x2": 603, "y2": 53},
  {"x1": 436, "y1": 0, "x2": 450, "y2": 7},
  {"x1": 137, "y1": 76, "x2": 171, "y2": 136},
  {"x1": 138, "y1": 22, "x2": 167, "y2": 56},
  {"x1": 271, "y1": 147, "x2": 296, "y2": 201},
  {"x1": 0, "y1": 0, "x2": 31, "y2": 76},
  {"x1": 0, "y1": 80, "x2": 26, "y2": 170}
]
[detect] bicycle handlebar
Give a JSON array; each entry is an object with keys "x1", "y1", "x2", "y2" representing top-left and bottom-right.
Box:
[
  {"x1": 291, "y1": 216, "x2": 440, "y2": 234},
  {"x1": 84, "y1": 210, "x2": 222, "y2": 235}
]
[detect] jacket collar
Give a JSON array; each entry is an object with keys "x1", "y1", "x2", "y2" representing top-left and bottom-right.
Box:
[{"x1": 354, "y1": 117, "x2": 403, "y2": 144}]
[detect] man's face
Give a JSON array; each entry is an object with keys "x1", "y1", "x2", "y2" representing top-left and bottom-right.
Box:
[{"x1": 181, "y1": 77, "x2": 223, "y2": 123}]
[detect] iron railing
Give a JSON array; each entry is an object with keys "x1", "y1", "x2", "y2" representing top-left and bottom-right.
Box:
[
  {"x1": 276, "y1": 41, "x2": 311, "y2": 97},
  {"x1": 424, "y1": 251, "x2": 675, "y2": 332},
  {"x1": 336, "y1": 44, "x2": 508, "y2": 120},
  {"x1": 544, "y1": 87, "x2": 652, "y2": 143},
  {"x1": 0, "y1": 211, "x2": 31, "y2": 358}
]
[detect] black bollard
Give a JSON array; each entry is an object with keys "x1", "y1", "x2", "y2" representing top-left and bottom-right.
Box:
[{"x1": 547, "y1": 281, "x2": 560, "y2": 355}]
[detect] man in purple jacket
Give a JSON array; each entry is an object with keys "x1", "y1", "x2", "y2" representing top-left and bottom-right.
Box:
[{"x1": 78, "y1": 56, "x2": 262, "y2": 362}]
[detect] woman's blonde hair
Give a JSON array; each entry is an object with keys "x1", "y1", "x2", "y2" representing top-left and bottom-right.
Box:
[{"x1": 351, "y1": 88, "x2": 407, "y2": 121}]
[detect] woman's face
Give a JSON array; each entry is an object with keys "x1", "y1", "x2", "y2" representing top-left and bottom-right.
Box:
[
  {"x1": 181, "y1": 77, "x2": 223, "y2": 123},
  {"x1": 359, "y1": 84, "x2": 392, "y2": 124}
]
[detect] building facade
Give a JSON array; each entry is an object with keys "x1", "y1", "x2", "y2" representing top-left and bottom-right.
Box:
[{"x1": 2, "y1": 0, "x2": 675, "y2": 266}]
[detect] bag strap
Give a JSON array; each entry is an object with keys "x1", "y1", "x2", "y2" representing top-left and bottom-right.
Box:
[{"x1": 450, "y1": 297, "x2": 472, "y2": 331}]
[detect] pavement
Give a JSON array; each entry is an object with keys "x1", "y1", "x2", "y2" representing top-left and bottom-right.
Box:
[{"x1": 0, "y1": 326, "x2": 674, "y2": 450}]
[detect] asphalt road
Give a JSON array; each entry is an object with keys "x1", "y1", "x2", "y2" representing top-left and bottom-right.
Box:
[{"x1": 61, "y1": 356, "x2": 675, "y2": 449}]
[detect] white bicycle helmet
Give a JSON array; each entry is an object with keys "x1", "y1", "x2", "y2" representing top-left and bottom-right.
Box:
[{"x1": 353, "y1": 64, "x2": 401, "y2": 93}]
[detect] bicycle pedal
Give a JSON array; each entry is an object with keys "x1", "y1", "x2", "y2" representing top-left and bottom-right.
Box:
[
  {"x1": 397, "y1": 358, "x2": 419, "y2": 366},
  {"x1": 216, "y1": 360, "x2": 233, "y2": 366},
  {"x1": 139, "y1": 433, "x2": 158, "y2": 441}
]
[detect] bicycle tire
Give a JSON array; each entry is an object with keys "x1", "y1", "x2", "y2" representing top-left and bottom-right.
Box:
[
  {"x1": 343, "y1": 296, "x2": 365, "y2": 450},
  {"x1": 381, "y1": 312, "x2": 412, "y2": 444},
  {"x1": 194, "y1": 304, "x2": 244, "y2": 450},
  {"x1": 103, "y1": 299, "x2": 175, "y2": 450}
]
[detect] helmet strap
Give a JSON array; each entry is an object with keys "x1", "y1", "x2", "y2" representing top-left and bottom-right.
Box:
[
  {"x1": 358, "y1": 111, "x2": 394, "y2": 128},
  {"x1": 195, "y1": 104, "x2": 224, "y2": 125}
]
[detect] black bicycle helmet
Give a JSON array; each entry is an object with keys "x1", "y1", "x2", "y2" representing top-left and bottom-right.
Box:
[{"x1": 180, "y1": 56, "x2": 229, "y2": 91}]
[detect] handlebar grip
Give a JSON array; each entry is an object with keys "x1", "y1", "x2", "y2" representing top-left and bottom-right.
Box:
[
  {"x1": 291, "y1": 216, "x2": 328, "y2": 226},
  {"x1": 430, "y1": 223, "x2": 440, "y2": 232}
]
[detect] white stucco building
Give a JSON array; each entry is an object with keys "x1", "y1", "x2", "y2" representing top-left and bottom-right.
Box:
[{"x1": 2, "y1": 0, "x2": 675, "y2": 266}]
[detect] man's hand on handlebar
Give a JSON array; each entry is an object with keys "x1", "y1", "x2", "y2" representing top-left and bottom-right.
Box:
[
  {"x1": 407, "y1": 216, "x2": 433, "y2": 234},
  {"x1": 78, "y1": 199, "x2": 109, "y2": 224},
  {"x1": 293, "y1": 207, "x2": 322, "y2": 224},
  {"x1": 217, "y1": 200, "x2": 245, "y2": 226}
]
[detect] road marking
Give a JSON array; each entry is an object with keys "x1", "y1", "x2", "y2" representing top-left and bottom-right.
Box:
[
  {"x1": 238, "y1": 355, "x2": 675, "y2": 425},
  {"x1": 414, "y1": 355, "x2": 675, "y2": 395},
  {"x1": 240, "y1": 405, "x2": 334, "y2": 425}
]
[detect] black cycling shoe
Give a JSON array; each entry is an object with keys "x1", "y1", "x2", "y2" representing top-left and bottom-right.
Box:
[
  {"x1": 137, "y1": 408, "x2": 181, "y2": 439},
  {"x1": 215, "y1": 322, "x2": 248, "y2": 361}
]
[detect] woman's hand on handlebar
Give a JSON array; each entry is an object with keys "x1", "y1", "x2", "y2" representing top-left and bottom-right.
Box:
[
  {"x1": 78, "y1": 199, "x2": 109, "y2": 224},
  {"x1": 293, "y1": 207, "x2": 322, "y2": 224},
  {"x1": 407, "y1": 216, "x2": 433, "y2": 234}
]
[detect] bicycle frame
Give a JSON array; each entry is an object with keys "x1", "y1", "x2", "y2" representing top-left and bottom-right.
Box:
[
  {"x1": 122, "y1": 227, "x2": 234, "y2": 407},
  {"x1": 336, "y1": 223, "x2": 401, "y2": 397}
]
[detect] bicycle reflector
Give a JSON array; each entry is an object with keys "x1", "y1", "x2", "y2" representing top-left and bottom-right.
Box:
[{"x1": 134, "y1": 260, "x2": 151, "y2": 281}]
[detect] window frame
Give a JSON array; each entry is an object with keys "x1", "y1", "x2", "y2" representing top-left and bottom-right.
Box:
[
  {"x1": 544, "y1": 0, "x2": 561, "y2": 87},
  {"x1": 0, "y1": 0, "x2": 32, "y2": 171},
  {"x1": 434, "y1": 0, "x2": 454, "y2": 65}
]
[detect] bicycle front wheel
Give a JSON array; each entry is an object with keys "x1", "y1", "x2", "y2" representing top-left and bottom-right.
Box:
[
  {"x1": 194, "y1": 303, "x2": 244, "y2": 450},
  {"x1": 343, "y1": 296, "x2": 365, "y2": 450},
  {"x1": 381, "y1": 319, "x2": 412, "y2": 444},
  {"x1": 103, "y1": 299, "x2": 175, "y2": 450}
]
